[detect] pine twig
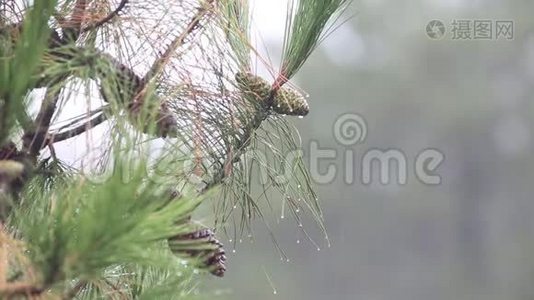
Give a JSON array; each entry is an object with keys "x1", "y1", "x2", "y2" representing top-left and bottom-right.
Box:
[
  {"x1": 44, "y1": 113, "x2": 108, "y2": 146},
  {"x1": 144, "y1": 0, "x2": 215, "y2": 82},
  {"x1": 83, "y1": 0, "x2": 129, "y2": 32},
  {"x1": 22, "y1": 87, "x2": 62, "y2": 157},
  {"x1": 63, "y1": 0, "x2": 88, "y2": 40},
  {"x1": 202, "y1": 108, "x2": 267, "y2": 192}
]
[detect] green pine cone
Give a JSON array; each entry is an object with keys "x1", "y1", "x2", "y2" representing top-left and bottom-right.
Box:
[
  {"x1": 235, "y1": 72, "x2": 310, "y2": 116},
  {"x1": 273, "y1": 87, "x2": 310, "y2": 116},
  {"x1": 235, "y1": 72, "x2": 271, "y2": 103}
]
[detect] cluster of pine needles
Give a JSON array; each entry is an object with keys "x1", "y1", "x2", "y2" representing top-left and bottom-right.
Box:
[{"x1": 0, "y1": 0, "x2": 350, "y2": 298}]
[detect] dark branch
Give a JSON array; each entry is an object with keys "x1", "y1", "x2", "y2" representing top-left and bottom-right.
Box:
[
  {"x1": 82, "y1": 0, "x2": 129, "y2": 32},
  {"x1": 44, "y1": 113, "x2": 108, "y2": 146},
  {"x1": 22, "y1": 88, "x2": 61, "y2": 157}
]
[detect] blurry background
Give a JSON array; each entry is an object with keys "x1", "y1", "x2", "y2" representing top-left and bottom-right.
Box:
[{"x1": 208, "y1": 0, "x2": 534, "y2": 299}]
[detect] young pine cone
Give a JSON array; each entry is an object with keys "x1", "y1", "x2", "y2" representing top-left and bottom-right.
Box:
[
  {"x1": 168, "y1": 228, "x2": 227, "y2": 277},
  {"x1": 235, "y1": 71, "x2": 271, "y2": 106},
  {"x1": 235, "y1": 72, "x2": 309, "y2": 116},
  {"x1": 272, "y1": 86, "x2": 310, "y2": 116}
]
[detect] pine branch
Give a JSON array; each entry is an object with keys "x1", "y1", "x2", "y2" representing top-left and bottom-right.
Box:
[
  {"x1": 202, "y1": 107, "x2": 266, "y2": 192},
  {"x1": 45, "y1": 112, "x2": 108, "y2": 146},
  {"x1": 91, "y1": 51, "x2": 179, "y2": 137},
  {"x1": 82, "y1": 0, "x2": 129, "y2": 32},
  {"x1": 22, "y1": 87, "x2": 62, "y2": 157},
  {"x1": 0, "y1": 2, "x2": 342, "y2": 295},
  {"x1": 3, "y1": 22, "x2": 179, "y2": 139},
  {"x1": 144, "y1": 0, "x2": 215, "y2": 82}
]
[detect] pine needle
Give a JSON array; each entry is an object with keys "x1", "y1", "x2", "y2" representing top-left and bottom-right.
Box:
[{"x1": 278, "y1": 0, "x2": 351, "y2": 84}]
